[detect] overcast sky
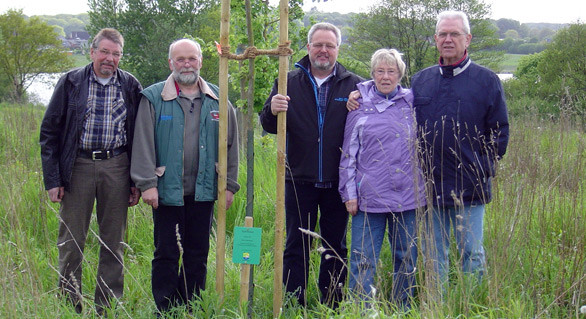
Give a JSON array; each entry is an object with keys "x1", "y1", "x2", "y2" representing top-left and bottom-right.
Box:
[{"x1": 2, "y1": 0, "x2": 585, "y2": 24}]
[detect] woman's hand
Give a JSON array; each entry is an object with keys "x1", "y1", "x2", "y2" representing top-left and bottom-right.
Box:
[{"x1": 345, "y1": 199, "x2": 358, "y2": 216}]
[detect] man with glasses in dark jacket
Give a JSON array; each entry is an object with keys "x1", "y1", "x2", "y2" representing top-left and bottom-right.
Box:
[
  {"x1": 260, "y1": 22, "x2": 362, "y2": 307},
  {"x1": 40, "y1": 28, "x2": 142, "y2": 315}
]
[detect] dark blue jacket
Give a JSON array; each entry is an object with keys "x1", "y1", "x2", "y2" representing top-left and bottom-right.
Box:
[
  {"x1": 412, "y1": 61, "x2": 509, "y2": 206},
  {"x1": 40, "y1": 63, "x2": 142, "y2": 191},
  {"x1": 260, "y1": 55, "x2": 363, "y2": 183}
]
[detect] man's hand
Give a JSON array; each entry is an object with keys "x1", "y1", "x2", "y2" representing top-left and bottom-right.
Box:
[
  {"x1": 129, "y1": 187, "x2": 140, "y2": 207},
  {"x1": 142, "y1": 188, "x2": 159, "y2": 209},
  {"x1": 345, "y1": 199, "x2": 358, "y2": 216},
  {"x1": 346, "y1": 90, "x2": 361, "y2": 111},
  {"x1": 48, "y1": 187, "x2": 65, "y2": 203},
  {"x1": 226, "y1": 190, "x2": 235, "y2": 210},
  {"x1": 270, "y1": 94, "x2": 290, "y2": 115}
]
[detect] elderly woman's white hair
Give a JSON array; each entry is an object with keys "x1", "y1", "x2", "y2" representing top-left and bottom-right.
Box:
[{"x1": 370, "y1": 48, "x2": 406, "y2": 80}]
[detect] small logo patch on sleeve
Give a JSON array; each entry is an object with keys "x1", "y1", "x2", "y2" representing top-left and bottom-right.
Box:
[{"x1": 210, "y1": 110, "x2": 220, "y2": 121}]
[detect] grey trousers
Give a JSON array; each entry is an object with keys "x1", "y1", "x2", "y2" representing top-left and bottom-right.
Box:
[{"x1": 57, "y1": 153, "x2": 130, "y2": 309}]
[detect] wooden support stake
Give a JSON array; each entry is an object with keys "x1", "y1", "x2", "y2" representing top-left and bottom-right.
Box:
[
  {"x1": 239, "y1": 216, "x2": 254, "y2": 304},
  {"x1": 216, "y1": 0, "x2": 231, "y2": 304},
  {"x1": 273, "y1": 0, "x2": 289, "y2": 317},
  {"x1": 244, "y1": 0, "x2": 256, "y2": 314}
]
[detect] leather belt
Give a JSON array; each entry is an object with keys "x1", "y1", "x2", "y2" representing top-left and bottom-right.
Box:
[{"x1": 78, "y1": 146, "x2": 126, "y2": 160}]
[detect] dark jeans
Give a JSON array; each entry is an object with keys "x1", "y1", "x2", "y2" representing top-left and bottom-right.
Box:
[
  {"x1": 283, "y1": 181, "x2": 349, "y2": 307},
  {"x1": 151, "y1": 196, "x2": 214, "y2": 312}
]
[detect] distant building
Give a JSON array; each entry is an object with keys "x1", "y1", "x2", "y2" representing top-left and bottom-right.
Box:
[
  {"x1": 61, "y1": 31, "x2": 89, "y2": 51},
  {"x1": 70, "y1": 31, "x2": 90, "y2": 40}
]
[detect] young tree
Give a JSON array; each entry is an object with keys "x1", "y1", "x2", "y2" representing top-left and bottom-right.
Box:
[
  {"x1": 0, "y1": 9, "x2": 72, "y2": 103},
  {"x1": 229, "y1": 0, "x2": 306, "y2": 113}
]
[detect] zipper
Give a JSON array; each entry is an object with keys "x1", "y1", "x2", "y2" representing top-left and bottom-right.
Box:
[{"x1": 296, "y1": 62, "x2": 324, "y2": 182}]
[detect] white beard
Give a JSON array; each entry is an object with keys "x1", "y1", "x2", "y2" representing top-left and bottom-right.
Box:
[{"x1": 172, "y1": 67, "x2": 199, "y2": 85}]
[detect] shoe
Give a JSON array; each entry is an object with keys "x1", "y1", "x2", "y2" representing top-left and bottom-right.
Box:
[{"x1": 74, "y1": 303, "x2": 82, "y2": 314}]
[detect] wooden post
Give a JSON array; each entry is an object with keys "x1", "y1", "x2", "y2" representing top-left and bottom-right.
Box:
[
  {"x1": 244, "y1": 0, "x2": 256, "y2": 314},
  {"x1": 273, "y1": 0, "x2": 289, "y2": 317},
  {"x1": 216, "y1": 0, "x2": 231, "y2": 303},
  {"x1": 239, "y1": 216, "x2": 254, "y2": 303}
]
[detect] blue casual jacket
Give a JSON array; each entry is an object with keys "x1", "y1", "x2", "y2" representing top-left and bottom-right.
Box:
[{"x1": 411, "y1": 61, "x2": 509, "y2": 206}]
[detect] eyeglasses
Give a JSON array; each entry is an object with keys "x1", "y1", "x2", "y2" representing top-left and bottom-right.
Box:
[
  {"x1": 374, "y1": 69, "x2": 397, "y2": 77},
  {"x1": 97, "y1": 48, "x2": 123, "y2": 58},
  {"x1": 173, "y1": 57, "x2": 199, "y2": 65},
  {"x1": 310, "y1": 43, "x2": 338, "y2": 51},
  {"x1": 436, "y1": 32, "x2": 466, "y2": 39}
]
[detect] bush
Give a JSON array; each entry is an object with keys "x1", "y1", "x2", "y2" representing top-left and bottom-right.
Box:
[{"x1": 505, "y1": 23, "x2": 586, "y2": 120}]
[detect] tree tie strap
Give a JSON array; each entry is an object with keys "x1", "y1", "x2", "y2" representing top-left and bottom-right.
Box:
[{"x1": 219, "y1": 43, "x2": 293, "y2": 60}]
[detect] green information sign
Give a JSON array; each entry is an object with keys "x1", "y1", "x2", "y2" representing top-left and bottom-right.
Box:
[{"x1": 232, "y1": 226, "x2": 262, "y2": 265}]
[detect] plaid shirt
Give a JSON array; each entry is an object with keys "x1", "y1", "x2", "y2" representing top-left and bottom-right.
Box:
[
  {"x1": 312, "y1": 66, "x2": 336, "y2": 123},
  {"x1": 80, "y1": 70, "x2": 127, "y2": 151}
]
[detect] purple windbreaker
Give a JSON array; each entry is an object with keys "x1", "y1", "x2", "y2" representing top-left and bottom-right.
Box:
[{"x1": 339, "y1": 80, "x2": 426, "y2": 213}]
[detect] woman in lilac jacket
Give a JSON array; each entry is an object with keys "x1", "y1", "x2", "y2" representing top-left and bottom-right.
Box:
[{"x1": 339, "y1": 48, "x2": 426, "y2": 308}]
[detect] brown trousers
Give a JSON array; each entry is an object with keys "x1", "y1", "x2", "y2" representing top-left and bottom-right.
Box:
[{"x1": 57, "y1": 153, "x2": 130, "y2": 309}]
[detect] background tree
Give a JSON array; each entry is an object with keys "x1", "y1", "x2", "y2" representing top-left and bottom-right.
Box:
[
  {"x1": 537, "y1": 23, "x2": 586, "y2": 115},
  {"x1": 0, "y1": 9, "x2": 72, "y2": 103},
  {"x1": 505, "y1": 23, "x2": 586, "y2": 118},
  {"x1": 504, "y1": 29, "x2": 520, "y2": 39},
  {"x1": 38, "y1": 14, "x2": 90, "y2": 38},
  {"x1": 87, "y1": 0, "x2": 219, "y2": 87},
  {"x1": 345, "y1": 0, "x2": 502, "y2": 84},
  {"x1": 495, "y1": 18, "x2": 521, "y2": 38},
  {"x1": 345, "y1": 0, "x2": 437, "y2": 81}
]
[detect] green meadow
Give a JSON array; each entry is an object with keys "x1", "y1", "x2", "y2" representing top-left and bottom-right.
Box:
[
  {"x1": 0, "y1": 104, "x2": 584, "y2": 318},
  {"x1": 501, "y1": 54, "x2": 524, "y2": 74}
]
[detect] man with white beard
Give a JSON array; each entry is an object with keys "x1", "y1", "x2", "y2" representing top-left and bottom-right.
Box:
[{"x1": 130, "y1": 38, "x2": 240, "y2": 314}]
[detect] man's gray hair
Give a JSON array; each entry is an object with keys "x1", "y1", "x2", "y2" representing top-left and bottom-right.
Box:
[
  {"x1": 307, "y1": 22, "x2": 342, "y2": 46},
  {"x1": 436, "y1": 10, "x2": 471, "y2": 34},
  {"x1": 168, "y1": 39, "x2": 202, "y2": 59},
  {"x1": 91, "y1": 28, "x2": 124, "y2": 49}
]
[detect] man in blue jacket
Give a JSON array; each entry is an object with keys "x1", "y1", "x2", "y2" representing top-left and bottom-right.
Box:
[
  {"x1": 40, "y1": 28, "x2": 142, "y2": 315},
  {"x1": 411, "y1": 11, "x2": 509, "y2": 287},
  {"x1": 131, "y1": 38, "x2": 239, "y2": 314},
  {"x1": 260, "y1": 22, "x2": 362, "y2": 307}
]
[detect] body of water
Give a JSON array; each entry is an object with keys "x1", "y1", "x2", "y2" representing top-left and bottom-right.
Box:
[
  {"x1": 498, "y1": 73, "x2": 514, "y2": 81},
  {"x1": 27, "y1": 73, "x2": 62, "y2": 106}
]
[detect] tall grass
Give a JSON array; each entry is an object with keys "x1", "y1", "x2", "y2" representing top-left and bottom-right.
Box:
[{"x1": 0, "y1": 103, "x2": 584, "y2": 318}]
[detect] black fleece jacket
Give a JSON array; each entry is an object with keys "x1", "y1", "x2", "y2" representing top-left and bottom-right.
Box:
[
  {"x1": 40, "y1": 63, "x2": 142, "y2": 191},
  {"x1": 260, "y1": 55, "x2": 362, "y2": 184}
]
